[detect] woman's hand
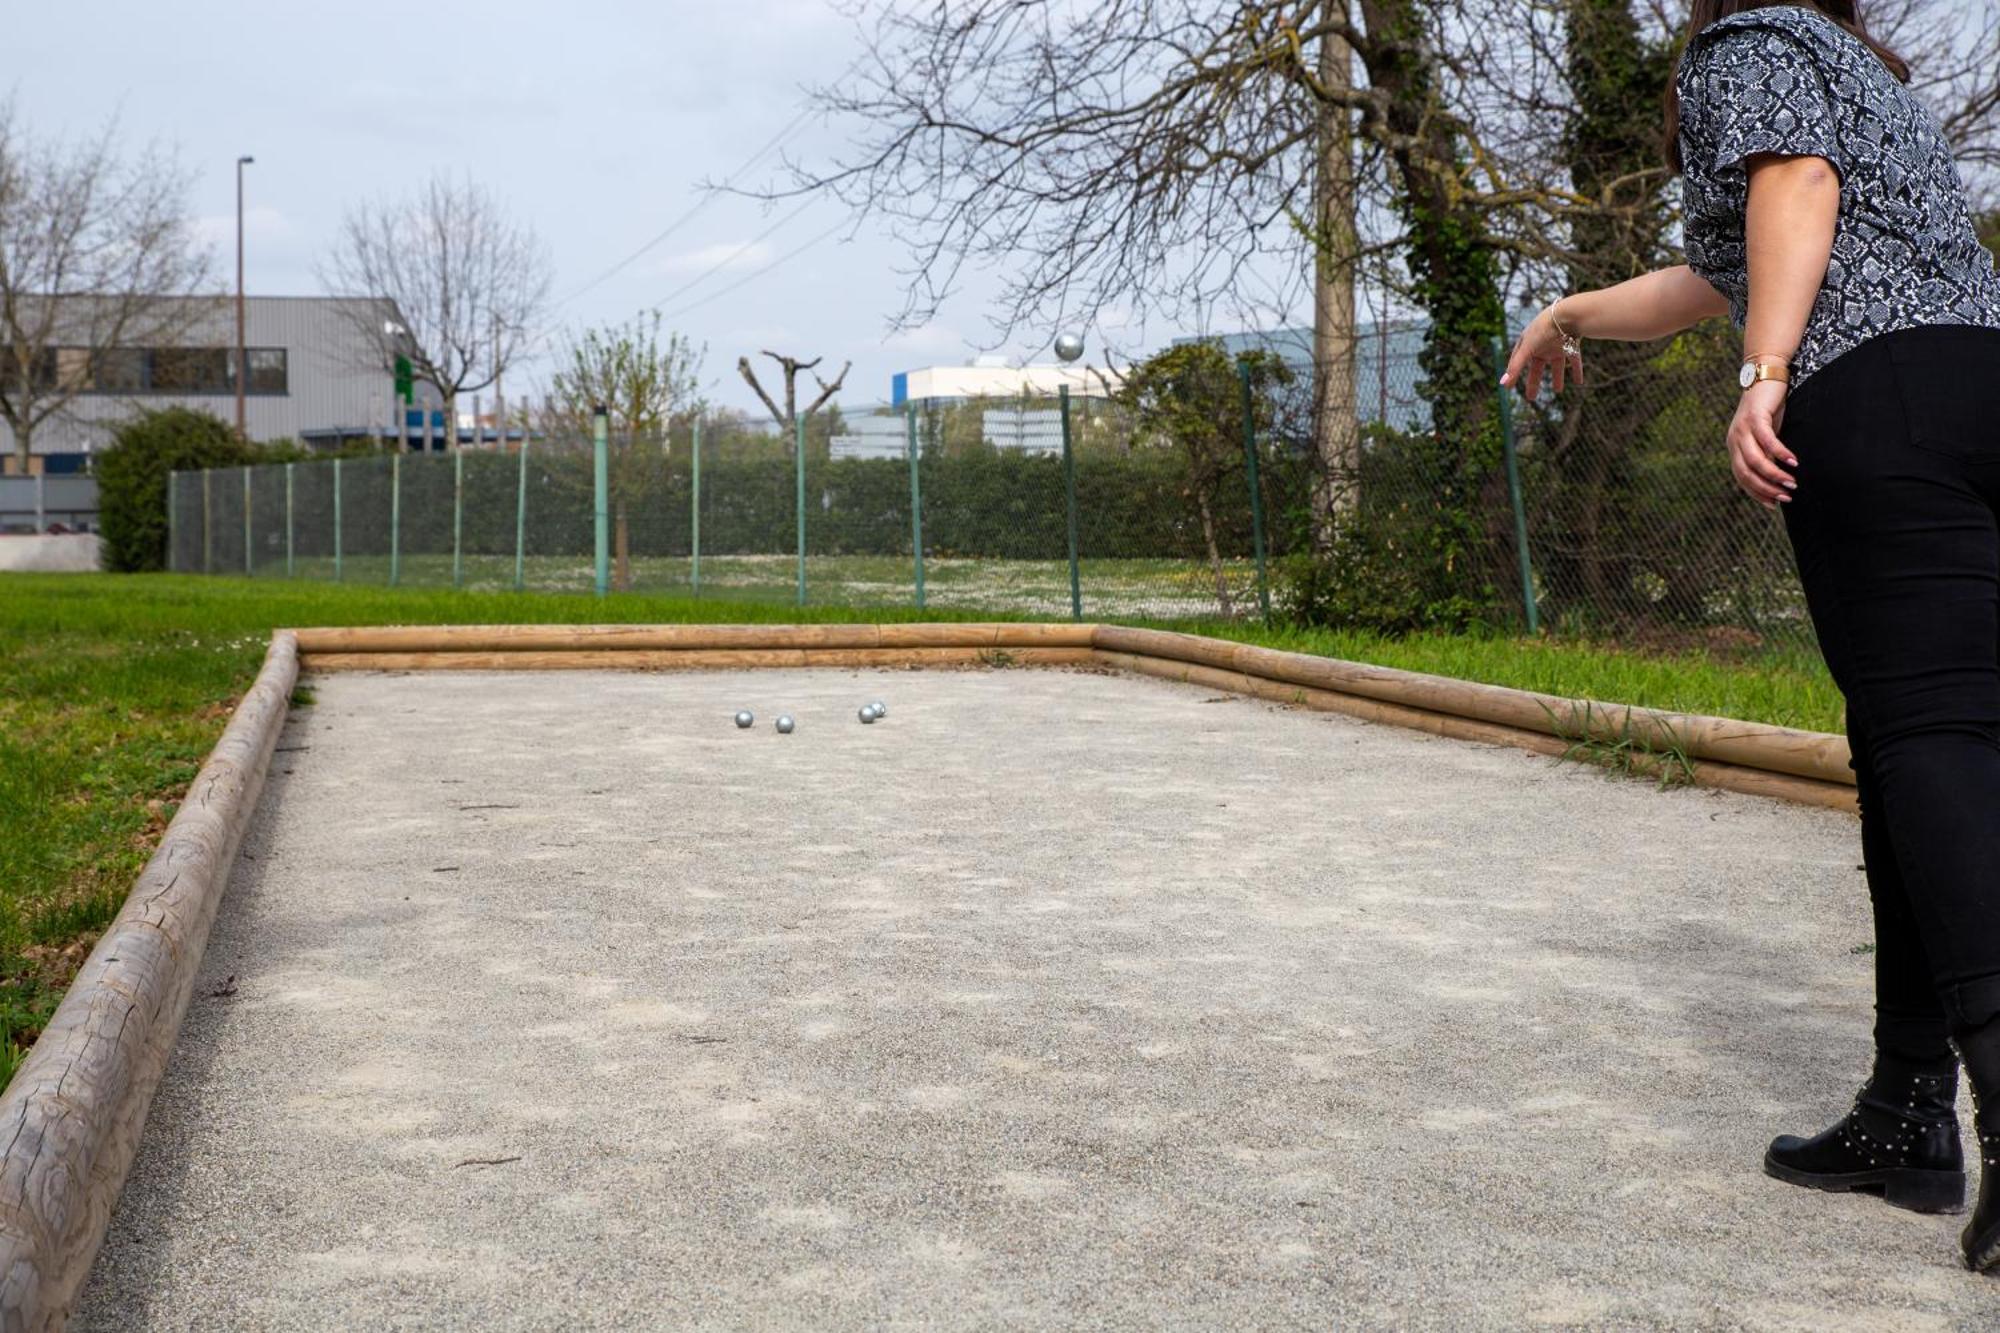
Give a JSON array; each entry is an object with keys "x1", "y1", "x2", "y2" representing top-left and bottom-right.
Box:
[
  {"x1": 1499, "y1": 305, "x2": 1583, "y2": 402},
  {"x1": 1728, "y1": 379, "x2": 1797, "y2": 510}
]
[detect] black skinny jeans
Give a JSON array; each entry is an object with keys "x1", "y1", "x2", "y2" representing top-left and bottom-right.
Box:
[{"x1": 1779, "y1": 323, "x2": 2000, "y2": 1071}]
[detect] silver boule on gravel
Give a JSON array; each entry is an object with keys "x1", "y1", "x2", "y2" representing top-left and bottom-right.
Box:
[
  {"x1": 869, "y1": 700, "x2": 888, "y2": 716},
  {"x1": 734, "y1": 711, "x2": 755, "y2": 729},
  {"x1": 775, "y1": 715, "x2": 795, "y2": 734},
  {"x1": 858, "y1": 706, "x2": 877, "y2": 724}
]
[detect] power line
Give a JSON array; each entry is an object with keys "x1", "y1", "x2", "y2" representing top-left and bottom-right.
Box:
[
  {"x1": 650, "y1": 197, "x2": 816, "y2": 311},
  {"x1": 549, "y1": 57, "x2": 863, "y2": 311},
  {"x1": 659, "y1": 217, "x2": 849, "y2": 322}
]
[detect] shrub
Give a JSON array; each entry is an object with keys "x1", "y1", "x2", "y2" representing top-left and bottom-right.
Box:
[{"x1": 95, "y1": 409, "x2": 259, "y2": 572}]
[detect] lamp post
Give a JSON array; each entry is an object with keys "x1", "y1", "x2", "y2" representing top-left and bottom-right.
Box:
[
  {"x1": 1054, "y1": 332, "x2": 1085, "y2": 621},
  {"x1": 234, "y1": 155, "x2": 254, "y2": 438}
]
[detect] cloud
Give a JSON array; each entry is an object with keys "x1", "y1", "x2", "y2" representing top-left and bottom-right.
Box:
[
  {"x1": 192, "y1": 205, "x2": 292, "y2": 249},
  {"x1": 655, "y1": 241, "x2": 776, "y2": 277},
  {"x1": 879, "y1": 323, "x2": 972, "y2": 361}
]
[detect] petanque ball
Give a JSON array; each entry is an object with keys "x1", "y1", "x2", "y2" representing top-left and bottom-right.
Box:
[
  {"x1": 734, "y1": 711, "x2": 755, "y2": 729},
  {"x1": 858, "y1": 706, "x2": 877, "y2": 724},
  {"x1": 868, "y1": 700, "x2": 887, "y2": 717},
  {"x1": 776, "y1": 715, "x2": 795, "y2": 734}
]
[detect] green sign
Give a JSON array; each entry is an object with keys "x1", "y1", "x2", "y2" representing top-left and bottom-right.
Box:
[{"x1": 393, "y1": 355, "x2": 413, "y2": 404}]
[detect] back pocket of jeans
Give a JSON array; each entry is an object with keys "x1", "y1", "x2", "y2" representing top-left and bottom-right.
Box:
[{"x1": 1887, "y1": 331, "x2": 2000, "y2": 460}]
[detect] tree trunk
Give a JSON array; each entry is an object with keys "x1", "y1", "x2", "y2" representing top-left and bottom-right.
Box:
[
  {"x1": 1311, "y1": 4, "x2": 1361, "y2": 549},
  {"x1": 442, "y1": 390, "x2": 456, "y2": 454},
  {"x1": 9, "y1": 417, "x2": 31, "y2": 475},
  {"x1": 1197, "y1": 492, "x2": 1236, "y2": 619}
]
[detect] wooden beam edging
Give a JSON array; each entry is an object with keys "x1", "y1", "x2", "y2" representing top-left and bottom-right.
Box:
[
  {"x1": 302, "y1": 647, "x2": 1098, "y2": 672},
  {"x1": 287, "y1": 622, "x2": 1098, "y2": 654},
  {"x1": 1091, "y1": 625, "x2": 1853, "y2": 790},
  {"x1": 1096, "y1": 649, "x2": 1856, "y2": 813},
  {"x1": 0, "y1": 632, "x2": 298, "y2": 1331},
  {"x1": 286, "y1": 620, "x2": 1851, "y2": 808}
]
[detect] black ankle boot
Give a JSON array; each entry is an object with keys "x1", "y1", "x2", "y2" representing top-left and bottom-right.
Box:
[
  {"x1": 1954, "y1": 1020, "x2": 2000, "y2": 1271},
  {"x1": 1764, "y1": 1057, "x2": 1964, "y2": 1214}
]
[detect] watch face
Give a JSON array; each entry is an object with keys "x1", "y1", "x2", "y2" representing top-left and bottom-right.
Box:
[{"x1": 1739, "y1": 361, "x2": 1757, "y2": 389}]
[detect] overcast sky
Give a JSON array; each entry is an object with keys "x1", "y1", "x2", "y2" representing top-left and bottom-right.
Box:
[{"x1": 12, "y1": 0, "x2": 1266, "y2": 418}]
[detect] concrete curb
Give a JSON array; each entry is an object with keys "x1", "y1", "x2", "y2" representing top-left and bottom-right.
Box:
[{"x1": 0, "y1": 632, "x2": 298, "y2": 1332}]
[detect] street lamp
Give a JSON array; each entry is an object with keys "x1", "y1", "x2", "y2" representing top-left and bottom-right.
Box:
[{"x1": 235, "y1": 155, "x2": 254, "y2": 438}]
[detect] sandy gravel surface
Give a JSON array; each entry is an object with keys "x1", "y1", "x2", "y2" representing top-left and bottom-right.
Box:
[{"x1": 76, "y1": 667, "x2": 1996, "y2": 1330}]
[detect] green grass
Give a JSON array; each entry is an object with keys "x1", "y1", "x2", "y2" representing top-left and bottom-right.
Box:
[{"x1": 0, "y1": 571, "x2": 1841, "y2": 1086}]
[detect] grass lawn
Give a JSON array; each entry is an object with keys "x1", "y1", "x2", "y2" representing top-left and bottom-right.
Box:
[{"x1": 0, "y1": 572, "x2": 1842, "y2": 1088}]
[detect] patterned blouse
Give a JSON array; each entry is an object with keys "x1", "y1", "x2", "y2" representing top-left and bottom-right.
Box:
[{"x1": 1675, "y1": 4, "x2": 2000, "y2": 385}]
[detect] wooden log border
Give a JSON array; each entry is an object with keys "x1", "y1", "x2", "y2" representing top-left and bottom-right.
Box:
[
  {"x1": 0, "y1": 618, "x2": 1851, "y2": 1326},
  {"x1": 0, "y1": 632, "x2": 299, "y2": 1331},
  {"x1": 290, "y1": 621, "x2": 1854, "y2": 809}
]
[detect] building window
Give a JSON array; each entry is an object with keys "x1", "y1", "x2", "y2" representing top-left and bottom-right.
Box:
[
  {"x1": 23, "y1": 345, "x2": 290, "y2": 396},
  {"x1": 149, "y1": 348, "x2": 231, "y2": 394},
  {"x1": 243, "y1": 348, "x2": 287, "y2": 395}
]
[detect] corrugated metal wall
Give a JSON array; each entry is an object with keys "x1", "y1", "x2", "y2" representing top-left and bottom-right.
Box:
[{"x1": 0, "y1": 296, "x2": 433, "y2": 455}]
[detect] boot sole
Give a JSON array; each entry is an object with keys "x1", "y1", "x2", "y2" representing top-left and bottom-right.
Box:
[{"x1": 1763, "y1": 1152, "x2": 1965, "y2": 1214}]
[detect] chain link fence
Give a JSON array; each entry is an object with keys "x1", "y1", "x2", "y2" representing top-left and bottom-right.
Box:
[{"x1": 164, "y1": 325, "x2": 1810, "y2": 657}]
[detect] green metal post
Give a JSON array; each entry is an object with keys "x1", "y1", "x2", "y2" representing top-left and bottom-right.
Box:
[
  {"x1": 794, "y1": 414, "x2": 807, "y2": 607},
  {"x1": 1238, "y1": 361, "x2": 1271, "y2": 624},
  {"x1": 690, "y1": 422, "x2": 702, "y2": 597},
  {"x1": 333, "y1": 457, "x2": 343, "y2": 582},
  {"x1": 593, "y1": 407, "x2": 610, "y2": 597},
  {"x1": 242, "y1": 466, "x2": 253, "y2": 577},
  {"x1": 202, "y1": 469, "x2": 211, "y2": 574},
  {"x1": 513, "y1": 438, "x2": 529, "y2": 592},
  {"x1": 907, "y1": 402, "x2": 926, "y2": 610},
  {"x1": 167, "y1": 471, "x2": 178, "y2": 573},
  {"x1": 390, "y1": 451, "x2": 402, "y2": 586},
  {"x1": 452, "y1": 447, "x2": 464, "y2": 589},
  {"x1": 1059, "y1": 384, "x2": 1082, "y2": 622},
  {"x1": 1491, "y1": 335, "x2": 1541, "y2": 635},
  {"x1": 284, "y1": 462, "x2": 294, "y2": 578}
]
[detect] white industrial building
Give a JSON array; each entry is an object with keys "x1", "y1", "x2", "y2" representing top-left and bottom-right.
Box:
[{"x1": 831, "y1": 357, "x2": 1124, "y2": 460}]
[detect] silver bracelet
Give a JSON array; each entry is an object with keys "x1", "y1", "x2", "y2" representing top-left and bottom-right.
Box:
[{"x1": 1549, "y1": 300, "x2": 1582, "y2": 360}]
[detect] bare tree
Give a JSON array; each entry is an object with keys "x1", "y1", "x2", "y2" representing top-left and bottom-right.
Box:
[
  {"x1": 0, "y1": 99, "x2": 214, "y2": 472},
  {"x1": 319, "y1": 174, "x2": 550, "y2": 452},
  {"x1": 736, "y1": 351, "x2": 849, "y2": 435},
  {"x1": 549, "y1": 310, "x2": 706, "y2": 589}
]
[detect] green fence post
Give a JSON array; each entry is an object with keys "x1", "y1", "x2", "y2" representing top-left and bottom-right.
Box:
[
  {"x1": 1059, "y1": 384, "x2": 1082, "y2": 623},
  {"x1": 452, "y1": 446, "x2": 464, "y2": 589},
  {"x1": 1238, "y1": 360, "x2": 1271, "y2": 624},
  {"x1": 794, "y1": 414, "x2": 807, "y2": 607},
  {"x1": 1491, "y1": 335, "x2": 1541, "y2": 635},
  {"x1": 168, "y1": 471, "x2": 179, "y2": 573},
  {"x1": 514, "y1": 437, "x2": 529, "y2": 592},
  {"x1": 907, "y1": 402, "x2": 926, "y2": 611},
  {"x1": 390, "y1": 451, "x2": 402, "y2": 586},
  {"x1": 333, "y1": 457, "x2": 343, "y2": 582},
  {"x1": 284, "y1": 462, "x2": 295, "y2": 578},
  {"x1": 690, "y1": 422, "x2": 702, "y2": 598},
  {"x1": 242, "y1": 466, "x2": 253, "y2": 576},
  {"x1": 593, "y1": 406, "x2": 610, "y2": 597},
  {"x1": 201, "y1": 469, "x2": 212, "y2": 574}
]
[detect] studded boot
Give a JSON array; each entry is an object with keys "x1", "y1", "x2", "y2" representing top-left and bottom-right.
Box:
[
  {"x1": 1954, "y1": 1019, "x2": 2000, "y2": 1271},
  {"x1": 1764, "y1": 1056, "x2": 1964, "y2": 1214}
]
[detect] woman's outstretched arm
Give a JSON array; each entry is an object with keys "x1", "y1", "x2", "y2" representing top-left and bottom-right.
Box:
[{"x1": 1501, "y1": 266, "x2": 1729, "y2": 399}]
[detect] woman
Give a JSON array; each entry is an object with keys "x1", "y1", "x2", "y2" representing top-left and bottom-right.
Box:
[{"x1": 1502, "y1": 0, "x2": 2000, "y2": 1272}]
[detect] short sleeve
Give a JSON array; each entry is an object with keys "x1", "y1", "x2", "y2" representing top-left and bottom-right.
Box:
[{"x1": 1696, "y1": 28, "x2": 1845, "y2": 182}]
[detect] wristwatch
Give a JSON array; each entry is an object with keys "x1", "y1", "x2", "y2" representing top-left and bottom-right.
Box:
[{"x1": 1739, "y1": 358, "x2": 1791, "y2": 390}]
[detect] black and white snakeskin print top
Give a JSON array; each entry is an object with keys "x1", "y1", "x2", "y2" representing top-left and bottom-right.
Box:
[{"x1": 1675, "y1": 4, "x2": 2000, "y2": 385}]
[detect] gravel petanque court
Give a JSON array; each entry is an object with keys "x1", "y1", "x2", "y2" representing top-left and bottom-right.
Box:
[{"x1": 75, "y1": 667, "x2": 1995, "y2": 1329}]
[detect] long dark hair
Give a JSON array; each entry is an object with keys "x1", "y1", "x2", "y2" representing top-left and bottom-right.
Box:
[{"x1": 1665, "y1": 0, "x2": 1909, "y2": 173}]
